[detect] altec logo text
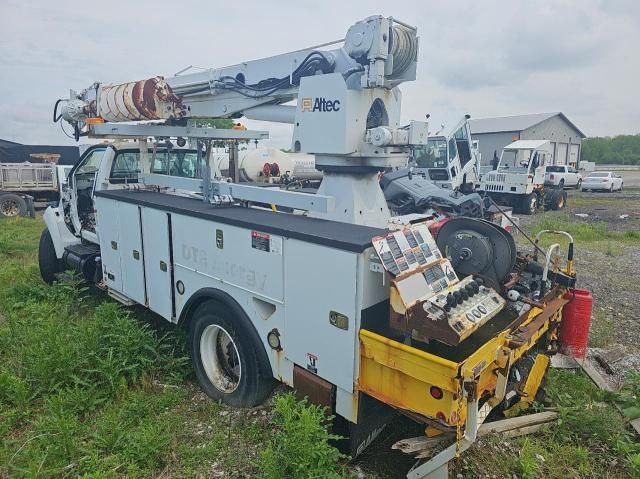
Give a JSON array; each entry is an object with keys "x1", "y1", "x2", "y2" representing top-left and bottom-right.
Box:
[{"x1": 301, "y1": 97, "x2": 341, "y2": 112}]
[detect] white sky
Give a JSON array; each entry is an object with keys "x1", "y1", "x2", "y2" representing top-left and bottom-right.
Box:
[{"x1": 1, "y1": 0, "x2": 639, "y2": 148}]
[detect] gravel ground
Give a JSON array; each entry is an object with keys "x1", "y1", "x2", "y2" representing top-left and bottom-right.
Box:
[{"x1": 518, "y1": 189, "x2": 640, "y2": 385}]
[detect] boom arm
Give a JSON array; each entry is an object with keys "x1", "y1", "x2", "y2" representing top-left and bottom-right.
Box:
[
  {"x1": 57, "y1": 16, "x2": 419, "y2": 130},
  {"x1": 56, "y1": 15, "x2": 427, "y2": 227}
]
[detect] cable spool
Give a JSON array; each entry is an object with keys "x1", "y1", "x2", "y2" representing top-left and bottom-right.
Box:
[
  {"x1": 390, "y1": 26, "x2": 418, "y2": 76},
  {"x1": 97, "y1": 77, "x2": 185, "y2": 122}
]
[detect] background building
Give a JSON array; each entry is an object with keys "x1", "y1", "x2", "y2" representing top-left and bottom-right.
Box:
[{"x1": 470, "y1": 112, "x2": 586, "y2": 169}]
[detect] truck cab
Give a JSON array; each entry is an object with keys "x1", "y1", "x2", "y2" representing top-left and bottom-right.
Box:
[
  {"x1": 411, "y1": 116, "x2": 480, "y2": 192},
  {"x1": 479, "y1": 140, "x2": 564, "y2": 214},
  {"x1": 43, "y1": 142, "x2": 202, "y2": 261}
]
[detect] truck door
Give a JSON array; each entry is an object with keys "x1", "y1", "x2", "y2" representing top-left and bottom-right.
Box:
[
  {"x1": 68, "y1": 146, "x2": 107, "y2": 236},
  {"x1": 141, "y1": 208, "x2": 174, "y2": 320}
]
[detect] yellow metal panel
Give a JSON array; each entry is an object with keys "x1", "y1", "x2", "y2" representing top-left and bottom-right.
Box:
[
  {"x1": 360, "y1": 329, "x2": 458, "y2": 391},
  {"x1": 359, "y1": 354, "x2": 459, "y2": 423},
  {"x1": 504, "y1": 354, "x2": 551, "y2": 417}
]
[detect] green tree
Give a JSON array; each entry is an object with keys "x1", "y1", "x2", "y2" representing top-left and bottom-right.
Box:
[{"x1": 582, "y1": 134, "x2": 640, "y2": 165}]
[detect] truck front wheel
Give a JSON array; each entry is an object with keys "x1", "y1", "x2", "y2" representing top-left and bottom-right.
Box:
[
  {"x1": 519, "y1": 193, "x2": 538, "y2": 215},
  {"x1": 0, "y1": 193, "x2": 28, "y2": 217},
  {"x1": 38, "y1": 228, "x2": 64, "y2": 284},
  {"x1": 188, "y1": 300, "x2": 274, "y2": 407}
]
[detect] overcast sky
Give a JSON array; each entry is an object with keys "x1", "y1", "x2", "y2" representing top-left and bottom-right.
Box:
[{"x1": 1, "y1": 0, "x2": 638, "y2": 148}]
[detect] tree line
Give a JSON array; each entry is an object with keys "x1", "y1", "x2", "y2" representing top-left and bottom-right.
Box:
[{"x1": 582, "y1": 134, "x2": 640, "y2": 165}]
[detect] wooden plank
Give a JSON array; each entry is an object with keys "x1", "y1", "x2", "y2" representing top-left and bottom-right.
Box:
[
  {"x1": 478, "y1": 411, "x2": 558, "y2": 436},
  {"x1": 580, "y1": 358, "x2": 615, "y2": 392},
  {"x1": 392, "y1": 435, "x2": 450, "y2": 454},
  {"x1": 550, "y1": 353, "x2": 579, "y2": 369}
]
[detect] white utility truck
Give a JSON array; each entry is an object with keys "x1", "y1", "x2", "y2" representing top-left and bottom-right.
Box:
[
  {"x1": 0, "y1": 162, "x2": 70, "y2": 217},
  {"x1": 42, "y1": 15, "x2": 580, "y2": 479},
  {"x1": 411, "y1": 115, "x2": 481, "y2": 192},
  {"x1": 480, "y1": 140, "x2": 567, "y2": 214},
  {"x1": 544, "y1": 165, "x2": 582, "y2": 189}
]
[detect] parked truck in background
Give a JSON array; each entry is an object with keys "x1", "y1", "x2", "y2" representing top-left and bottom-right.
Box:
[
  {"x1": 479, "y1": 140, "x2": 567, "y2": 214},
  {"x1": 0, "y1": 162, "x2": 71, "y2": 217},
  {"x1": 544, "y1": 165, "x2": 582, "y2": 189},
  {"x1": 411, "y1": 115, "x2": 481, "y2": 192}
]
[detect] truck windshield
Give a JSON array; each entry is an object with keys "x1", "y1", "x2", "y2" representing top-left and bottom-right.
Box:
[
  {"x1": 546, "y1": 166, "x2": 565, "y2": 173},
  {"x1": 499, "y1": 149, "x2": 531, "y2": 171},
  {"x1": 414, "y1": 138, "x2": 447, "y2": 168}
]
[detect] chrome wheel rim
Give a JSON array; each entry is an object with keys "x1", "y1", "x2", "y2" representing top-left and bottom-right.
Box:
[
  {"x1": 0, "y1": 198, "x2": 19, "y2": 216},
  {"x1": 200, "y1": 324, "x2": 241, "y2": 393}
]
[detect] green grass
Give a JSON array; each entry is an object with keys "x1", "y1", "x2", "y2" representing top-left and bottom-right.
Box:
[
  {"x1": 1, "y1": 217, "x2": 638, "y2": 479},
  {"x1": 589, "y1": 308, "x2": 616, "y2": 348},
  {"x1": 529, "y1": 214, "x2": 640, "y2": 244},
  {"x1": 463, "y1": 369, "x2": 639, "y2": 478},
  {"x1": 0, "y1": 217, "x2": 356, "y2": 479},
  {"x1": 568, "y1": 195, "x2": 637, "y2": 208}
]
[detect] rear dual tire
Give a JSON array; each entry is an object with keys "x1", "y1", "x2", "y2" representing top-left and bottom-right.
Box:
[
  {"x1": 188, "y1": 300, "x2": 274, "y2": 407},
  {"x1": 544, "y1": 189, "x2": 567, "y2": 211}
]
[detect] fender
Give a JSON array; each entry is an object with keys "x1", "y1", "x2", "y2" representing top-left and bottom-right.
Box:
[
  {"x1": 179, "y1": 287, "x2": 273, "y2": 375},
  {"x1": 43, "y1": 206, "x2": 81, "y2": 259}
]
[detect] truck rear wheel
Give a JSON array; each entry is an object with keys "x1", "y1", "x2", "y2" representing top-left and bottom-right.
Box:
[
  {"x1": 0, "y1": 193, "x2": 28, "y2": 218},
  {"x1": 38, "y1": 228, "x2": 64, "y2": 284},
  {"x1": 544, "y1": 189, "x2": 567, "y2": 211},
  {"x1": 188, "y1": 300, "x2": 274, "y2": 407}
]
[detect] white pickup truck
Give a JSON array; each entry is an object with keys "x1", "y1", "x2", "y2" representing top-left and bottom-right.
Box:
[{"x1": 544, "y1": 165, "x2": 582, "y2": 189}]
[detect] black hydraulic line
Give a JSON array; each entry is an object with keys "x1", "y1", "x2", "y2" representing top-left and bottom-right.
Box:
[
  {"x1": 484, "y1": 195, "x2": 548, "y2": 259},
  {"x1": 53, "y1": 99, "x2": 63, "y2": 123}
]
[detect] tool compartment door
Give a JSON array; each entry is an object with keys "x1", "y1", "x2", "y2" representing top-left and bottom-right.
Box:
[
  {"x1": 95, "y1": 197, "x2": 122, "y2": 293},
  {"x1": 283, "y1": 240, "x2": 358, "y2": 393},
  {"x1": 141, "y1": 208, "x2": 173, "y2": 320},
  {"x1": 118, "y1": 203, "x2": 146, "y2": 306}
]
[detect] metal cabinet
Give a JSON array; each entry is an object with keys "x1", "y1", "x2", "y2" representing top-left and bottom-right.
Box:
[
  {"x1": 117, "y1": 203, "x2": 146, "y2": 306},
  {"x1": 95, "y1": 197, "x2": 123, "y2": 293},
  {"x1": 141, "y1": 208, "x2": 174, "y2": 320}
]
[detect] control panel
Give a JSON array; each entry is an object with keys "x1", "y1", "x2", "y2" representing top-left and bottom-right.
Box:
[
  {"x1": 422, "y1": 276, "x2": 505, "y2": 341},
  {"x1": 373, "y1": 221, "x2": 507, "y2": 345}
]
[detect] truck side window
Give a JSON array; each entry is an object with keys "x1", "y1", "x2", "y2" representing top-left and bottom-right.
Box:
[
  {"x1": 111, "y1": 152, "x2": 141, "y2": 182},
  {"x1": 75, "y1": 149, "x2": 105, "y2": 175},
  {"x1": 448, "y1": 138, "x2": 457, "y2": 162}
]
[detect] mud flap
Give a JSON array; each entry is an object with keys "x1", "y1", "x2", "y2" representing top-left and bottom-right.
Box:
[{"x1": 334, "y1": 393, "x2": 398, "y2": 458}]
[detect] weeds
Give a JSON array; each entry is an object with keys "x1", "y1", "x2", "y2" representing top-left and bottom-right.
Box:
[
  {"x1": 259, "y1": 393, "x2": 352, "y2": 479},
  {"x1": 1, "y1": 218, "x2": 353, "y2": 479},
  {"x1": 589, "y1": 308, "x2": 616, "y2": 348}
]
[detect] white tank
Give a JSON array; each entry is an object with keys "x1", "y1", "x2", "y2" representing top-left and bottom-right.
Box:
[{"x1": 211, "y1": 148, "x2": 321, "y2": 181}]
